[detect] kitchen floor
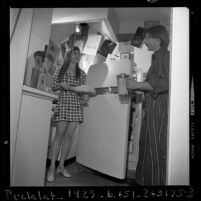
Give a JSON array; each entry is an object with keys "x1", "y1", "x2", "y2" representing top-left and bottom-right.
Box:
[{"x1": 45, "y1": 161, "x2": 138, "y2": 186}]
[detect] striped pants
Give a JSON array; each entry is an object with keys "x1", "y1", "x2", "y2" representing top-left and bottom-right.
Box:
[{"x1": 135, "y1": 93, "x2": 168, "y2": 186}]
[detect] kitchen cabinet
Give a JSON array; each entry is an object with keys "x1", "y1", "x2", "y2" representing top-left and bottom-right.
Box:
[{"x1": 11, "y1": 86, "x2": 58, "y2": 186}]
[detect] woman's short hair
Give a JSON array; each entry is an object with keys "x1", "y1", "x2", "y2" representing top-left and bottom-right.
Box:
[{"x1": 146, "y1": 25, "x2": 170, "y2": 49}]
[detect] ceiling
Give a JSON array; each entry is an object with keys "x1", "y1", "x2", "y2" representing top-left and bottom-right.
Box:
[
  {"x1": 52, "y1": 7, "x2": 171, "y2": 24},
  {"x1": 50, "y1": 7, "x2": 171, "y2": 44}
]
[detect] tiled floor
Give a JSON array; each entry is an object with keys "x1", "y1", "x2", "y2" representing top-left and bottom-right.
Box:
[{"x1": 45, "y1": 162, "x2": 137, "y2": 186}]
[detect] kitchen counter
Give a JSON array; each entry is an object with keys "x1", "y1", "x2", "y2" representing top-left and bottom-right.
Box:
[{"x1": 22, "y1": 85, "x2": 58, "y2": 100}]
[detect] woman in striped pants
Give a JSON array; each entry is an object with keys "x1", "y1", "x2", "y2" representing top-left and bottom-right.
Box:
[{"x1": 126, "y1": 25, "x2": 170, "y2": 186}]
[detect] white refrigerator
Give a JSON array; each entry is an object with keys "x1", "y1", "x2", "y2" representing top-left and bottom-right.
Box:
[{"x1": 76, "y1": 59, "x2": 132, "y2": 179}]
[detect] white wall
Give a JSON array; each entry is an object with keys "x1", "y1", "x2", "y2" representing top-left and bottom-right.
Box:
[
  {"x1": 50, "y1": 23, "x2": 75, "y2": 45},
  {"x1": 30, "y1": 8, "x2": 53, "y2": 47},
  {"x1": 10, "y1": 8, "x2": 20, "y2": 38},
  {"x1": 107, "y1": 8, "x2": 120, "y2": 40},
  {"x1": 10, "y1": 8, "x2": 53, "y2": 184},
  {"x1": 119, "y1": 20, "x2": 170, "y2": 34},
  {"x1": 167, "y1": 8, "x2": 189, "y2": 185},
  {"x1": 24, "y1": 8, "x2": 53, "y2": 87},
  {"x1": 10, "y1": 8, "x2": 33, "y2": 178},
  {"x1": 119, "y1": 21, "x2": 144, "y2": 34}
]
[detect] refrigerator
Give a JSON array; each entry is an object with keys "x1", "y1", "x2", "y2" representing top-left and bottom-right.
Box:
[{"x1": 76, "y1": 59, "x2": 132, "y2": 179}]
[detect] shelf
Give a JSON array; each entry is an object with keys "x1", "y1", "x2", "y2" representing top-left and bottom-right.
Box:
[{"x1": 22, "y1": 85, "x2": 58, "y2": 101}]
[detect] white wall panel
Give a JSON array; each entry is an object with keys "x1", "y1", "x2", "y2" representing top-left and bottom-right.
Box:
[
  {"x1": 167, "y1": 7, "x2": 189, "y2": 185},
  {"x1": 10, "y1": 8, "x2": 33, "y2": 178}
]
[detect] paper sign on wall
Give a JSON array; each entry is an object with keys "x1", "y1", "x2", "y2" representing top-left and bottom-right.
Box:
[
  {"x1": 83, "y1": 34, "x2": 103, "y2": 56},
  {"x1": 118, "y1": 41, "x2": 133, "y2": 53},
  {"x1": 133, "y1": 46, "x2": 153, "y2": 73}
]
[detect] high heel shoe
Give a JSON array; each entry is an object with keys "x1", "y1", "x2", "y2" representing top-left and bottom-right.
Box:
[
  {"x1": 47, "y1": 171, "x2": 55, "y2": 182},
  {"x1": 57, "y1": 166, "x2": 72, "y2": 178}
]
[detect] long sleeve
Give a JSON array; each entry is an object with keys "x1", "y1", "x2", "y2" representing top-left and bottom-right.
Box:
[
  {"x1": 80, "y1": 70, "x2": 86, "y2": 85},
  {"x1": 51, "y1": 66, "x2": 62, "y2": 91},
  {"x1": 145, "y1": 49, "x2": 169, "y2": 98},
  {"x1": 79, "y1": 70, "x2": 89, "y2": 107}
]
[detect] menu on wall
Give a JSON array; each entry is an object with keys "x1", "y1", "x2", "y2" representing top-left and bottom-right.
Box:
[
  {"x1": 97, "y1": 39, "x2": 117, "y2": 58},
  {"x1": 118, "y1": 41, "x2": 133, "y2": 53},
  {"x1": 83, "y1": 34, "x2": 103, "y2": 56},
  {"x1": 45, "y1": 39, "x2": 60, "y2": 64},
  {"x1": 130, "y1": 27, "x2": 146, "y2": 48}
]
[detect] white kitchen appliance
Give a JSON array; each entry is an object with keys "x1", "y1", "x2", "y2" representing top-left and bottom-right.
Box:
[{"x1": 76, "y1": 59, "x2": 132, "y2": 179}]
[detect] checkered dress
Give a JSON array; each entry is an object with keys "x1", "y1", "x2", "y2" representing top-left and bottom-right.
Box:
[{"x1": 52, "y1": 66, "x2": 86, "y2": 123}]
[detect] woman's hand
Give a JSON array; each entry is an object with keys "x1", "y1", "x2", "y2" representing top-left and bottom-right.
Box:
[
  {"x1": 90, "y1": 90, "x2": 97, "y2": 97},
  {"x1": 82, "y1": 94, "x2": 90, "y2": 107},
  {"x1": 126, "y1": 78, "x2": 153, "y2": 91},
  {"x1": 126, "y1": 77, "x2": 138, "y2": 90},
  {"x1": 59, "y1": 82, "x2": 72, "y2": 90}
]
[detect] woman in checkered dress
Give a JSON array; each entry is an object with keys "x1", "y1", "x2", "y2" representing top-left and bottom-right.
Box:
[
  {"x1": 47, "y1": 47, "x2": 88, "y2": 182},
  {"x1": 52, "y1": 58, "x2": 86, "y2": 123}
]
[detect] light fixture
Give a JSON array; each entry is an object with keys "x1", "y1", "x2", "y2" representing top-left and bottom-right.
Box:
[{"x1": 75, "y1": 24, "x2": 81, "y2": 33}]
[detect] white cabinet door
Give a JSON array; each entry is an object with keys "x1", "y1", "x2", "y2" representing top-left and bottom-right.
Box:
[{"x1": 11, "y1": 88, "x2": 56, "y2": 186}]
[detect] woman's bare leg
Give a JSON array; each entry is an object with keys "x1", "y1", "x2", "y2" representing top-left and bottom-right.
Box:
[
  {"x1": 59, "y1": 122, "x2": 79, "y2": 170},
  {"x1": 49, "y1": 121, "x2": 68, "y2": 173}
]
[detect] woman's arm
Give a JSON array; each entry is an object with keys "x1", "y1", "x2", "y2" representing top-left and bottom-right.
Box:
[
  {"x1": 127, "y1": 51, "x2": 169, "y2": 96},
  {"x1": 51, "y1": 67, "x2": 62, "y2": 91},
  {"x1": 146, "y1": 51, "x2": 169, "y2": 97},
  {"x1": 59, "y1": 82, "x2": 77, "y2": 92},
  {"x1": 126, "y1": 77, "x2": 153, "y2": 91}
]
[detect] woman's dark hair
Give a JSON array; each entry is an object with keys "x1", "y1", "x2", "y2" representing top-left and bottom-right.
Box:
[
  {"x1": 58, "y1": 46, "x2": 81, "y2": 82},
  {"x1": 146, "y1": 25, "x2": 170, "y2": 49}
]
